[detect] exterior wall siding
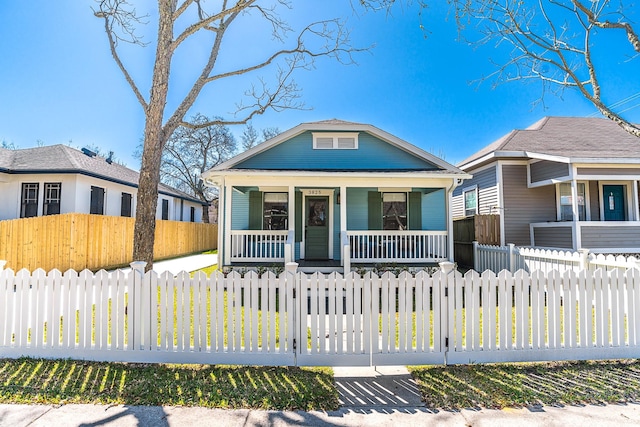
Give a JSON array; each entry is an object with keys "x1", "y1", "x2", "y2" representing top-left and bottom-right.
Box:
[
  {"x1": 231, "y1": 190, "x2": 250, "y2": 230},
  {"x1": 588, "y1": 181, "x2": 600, "y2": 221},
  {"x1": 234, "y1": 131, "x2": 439, "y2": 171},
  {"x1": 452, "y1": 165, "x2": 498, "y2": 218},
  {"x1": 422, "y1": 189, "x2": 446, "y2": 230},
  {"x1": 581, "y1": 226, "x2": 640, "y2": 249},
  {"x1": 533, "y1": 227, "x2": 573, "y2": 249},
  {"x1": 502, "y1": 164, "x2": 557, "y2": 246},
  {"x1": 346, "y1": 187, "x2": 373, "y2": 230},
  {"x1": 530, "y1": 161, "x2": 570, "y2": 183}
]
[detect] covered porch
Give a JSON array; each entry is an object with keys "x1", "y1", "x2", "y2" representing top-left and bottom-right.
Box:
[{"x1": 211, "y1": 173, "x2": 459, "y2": 272}]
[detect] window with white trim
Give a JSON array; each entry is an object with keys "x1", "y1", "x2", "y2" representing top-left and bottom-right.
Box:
[
  {"x1": 558, "y1": 182, "x2": 586, "y2": 221},
  {"x1": 263, "y1": 192, "x2": 288, "y2": 230},
  {"x1": 44, "y1": 182, "x2": 61, "y2": 215},
  {"x1": 312, "y1": 132, "x2": 358, "y2": 149},
  {"x1": 382, "y1": 192, "x2": 407, "y2": 230},
  {"x1": 463, "y1": 187, "x2": 478, "y2": 217},
  {"x1": 21, "y1": 183, "x2": 39, "y2": 218}
]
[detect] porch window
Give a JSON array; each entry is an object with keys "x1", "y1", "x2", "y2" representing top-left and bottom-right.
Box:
[
  {"x1": 20, "y1": 183, "x2": 39, "y2": 218},
  {"x1": 263, "y1": 192, "x2": 288, "y2": 230},
  {"x1": 559, "y1": 183, "x2": 586, "y2": 221},
  {"x1": 463, "y1": 187, "x2": 477, "y2": 217},
  {"x1": 382, "y1": 193, "x2": 407, "y2": 230},
  {"x1": 43, "y1": 183, "x2": 61, "y2": 215}
]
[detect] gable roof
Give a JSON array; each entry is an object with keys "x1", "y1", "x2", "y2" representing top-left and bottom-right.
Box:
[
  {"x1": 0, "y1": 144, "x2": 203, "y2": 204},
  {"x1": 458, "y1": 116, "x2": 640, "y2": 169},
  {"x1": 209, "y1": 119, "x2": 466, "y2": 175}
]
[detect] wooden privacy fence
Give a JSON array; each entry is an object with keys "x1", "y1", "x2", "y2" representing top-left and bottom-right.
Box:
[
  {"x1": 1, "y1": 261, "x2": 639, "y2": 366},
  {"x1": 453, "y1": 215, "x2": 500, "y2": 268},
  {"x1": 0, "y1": 214, "x2": 218, "y2": 272}
]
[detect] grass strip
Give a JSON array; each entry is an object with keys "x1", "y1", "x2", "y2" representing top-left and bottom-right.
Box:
[
  {"x1": 410, "y1": 359, "x2": 640, "y2": 410},
  {"x1": 0, "y1": 358, "x2": 338, "y2": 411}
]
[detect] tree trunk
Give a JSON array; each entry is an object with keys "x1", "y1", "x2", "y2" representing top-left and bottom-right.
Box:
[
  {"x1": 132, "y1": 4, "x2": 174, "y2": 270},
  {"x1": 202, "y1": 204, "x2": 210, "y2": 223}
]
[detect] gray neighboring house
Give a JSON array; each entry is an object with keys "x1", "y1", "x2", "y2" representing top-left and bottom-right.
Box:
[
  {"x1": 0, "y1": 144, "x2": 205, "y2": 222},
  {"x1": 453, "y1": 116, "x2": 640, "y2": 253}
]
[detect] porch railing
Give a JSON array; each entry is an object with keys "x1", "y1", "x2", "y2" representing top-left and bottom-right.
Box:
[
  {"x1": 230, "y1": 230, "x2": 288, "y2": 262},
  {"x1": 346, "y1": 230, "x2": 448, "y2": 263}
]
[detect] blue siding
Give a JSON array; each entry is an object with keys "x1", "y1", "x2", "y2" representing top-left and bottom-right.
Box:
[
  {"x1": 421, "y1": 189, "x2": 446, "y2": 230},
  {"x1": 346, "y1": 188, "x2": 373, "y2": 230},
  {"x1": 231, "y1": 190, "x2": 249, "y2": 229},
  {"x1": 235, "y1": 131, "x2": 439, "y2": 170}
]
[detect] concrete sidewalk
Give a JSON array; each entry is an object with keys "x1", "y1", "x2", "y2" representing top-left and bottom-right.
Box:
[
  {"x1": 3, "y1": 366, "x2": 640, "y2": 426},
  {"x1": 2, "y1": 399, "x2": 640, "y2": 426},
  {"x1": 116, "y1": 253, "x2": 218, "y2": 276}
]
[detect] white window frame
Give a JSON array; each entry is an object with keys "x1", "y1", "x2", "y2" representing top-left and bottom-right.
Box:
[
  {"x1": 463, "y1": 186, "x2": 478, "y2": 217},
  {"x1": 556, "y1": 181, "x2": 589, "y2": 221},
  {"x1": 312, "y1": 132, "x2": 359, "y2": 150}
]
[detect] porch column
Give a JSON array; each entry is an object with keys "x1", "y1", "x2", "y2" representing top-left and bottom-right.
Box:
[
  {"x1": 633, "y1": 181, "x2": 640, "y2": 221},
  {"x1": 288, "y1": 185, "x2": 295, "y2": 262},
  {"x1": 217, "y1": 179, "x2": 224, "y2": 269},
  {"x1": 570, "y1": 179, "x2": 581, "y2": 249},
  {"x1": 340, "y1": 185, "x2": 347, "y2": 267},
  {"x1": 224, "y1": 182, "x2": 233, "y2": 266}
]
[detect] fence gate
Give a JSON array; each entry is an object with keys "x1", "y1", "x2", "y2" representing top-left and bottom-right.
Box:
[{"x1": 294, "y1": 271, "x2": 446, "y2": 367}]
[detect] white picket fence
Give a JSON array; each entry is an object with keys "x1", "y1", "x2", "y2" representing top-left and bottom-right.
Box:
[
  {"x1": 1, "y1": 260, "x2": 640, "y2": 365},
  {"x1": 473, "y1": 242, "x2": 640, "y2": 275}
]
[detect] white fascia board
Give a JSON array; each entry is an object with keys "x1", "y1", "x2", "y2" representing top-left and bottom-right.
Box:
[
  {"x1": 525, "y1": 152, "x2": 571, "y2": 163},
  {"x1": 206, "y1": 169, "x2": 471, "y2": 180},
  {"x1": 459, "y1": 151, "x2": 529, "y2": 170}
]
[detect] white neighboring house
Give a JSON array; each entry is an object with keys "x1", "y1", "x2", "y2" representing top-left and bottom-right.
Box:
[{"x1": 0, "y1": 144, "x2": 205, "y2": 222}]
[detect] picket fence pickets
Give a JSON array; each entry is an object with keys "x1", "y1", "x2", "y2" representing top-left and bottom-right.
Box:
[
  {"x1": 474, "y1": 242, "x2": 640, "y2": 275},
  {"x1": 2, "y1": 261, "x2": 640, "y2": 366}
]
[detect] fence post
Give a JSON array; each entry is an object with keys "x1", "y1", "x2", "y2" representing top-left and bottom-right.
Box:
[
  {"x1": 508, "y1": 243, "x2": 516, "y2": 272},
  {"x1": 286, "y1": 262, "x2": 299, "y2": 364},
  {"x1": 472, "y1": 241, "x2": 479, "y2": 272},
  {"x1": 129, "y1": 261, "x2": 147, "y2": 350},
  {"x1": 578, "y1": 248, "x2": 590, "y2": 270},
  {"x1": 0, "y1": 260, "x2": 6, "y2": 272}
]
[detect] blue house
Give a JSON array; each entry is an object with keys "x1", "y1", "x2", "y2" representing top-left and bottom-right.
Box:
[{"x1": 202, "y1": 119, "x2": 470, "y2": 272}]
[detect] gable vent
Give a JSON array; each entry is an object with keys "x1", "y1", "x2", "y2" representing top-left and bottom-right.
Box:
[{"x1": 312, "y1": 132, "x2": 359, "y2": 150}]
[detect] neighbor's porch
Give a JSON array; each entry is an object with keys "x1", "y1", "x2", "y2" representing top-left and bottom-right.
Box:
[{"x1": 529, "y1": 177, "x2": 640, "y2": 252}]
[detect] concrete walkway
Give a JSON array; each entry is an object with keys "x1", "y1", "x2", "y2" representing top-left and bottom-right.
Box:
[
  {"x1": 3, "y1": 366, "x2": 640, "y2": 426},
  {"x1": 116, "y1": 253, "x2": 218, "y2": 276}
]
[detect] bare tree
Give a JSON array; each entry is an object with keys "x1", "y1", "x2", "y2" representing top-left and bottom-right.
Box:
[
  {"x1": 94, "y1": 1, "x2": 363, "y2": 268},
  {"x1": 240, "y1": 123, "x2": 281, "y2": 151},
  {"x1": 160, "y1": 113, "x2": 236, "y2": 223},
  {"x1": 451, "y1": 0, "x2": 640, "y2": 137}
]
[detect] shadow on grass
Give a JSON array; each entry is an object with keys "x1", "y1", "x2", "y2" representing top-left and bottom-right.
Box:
[
  {"x1": 0, "y1": 358, "x2": 338, "y2": 411},
  {"x1": 409, "y1": 359, "x2": 640, "y2": 410}
]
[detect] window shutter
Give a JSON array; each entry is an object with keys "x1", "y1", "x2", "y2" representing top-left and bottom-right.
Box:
[
  {"x1": 368, "y1": 191, "x2": 382, "y2": 230},
  {"x1": 409, "y1": 191, "x2": 422, "y2": 230},
  {"x1": 249, "y1": 191, "x2": 263, "y2": 230},
  {"x1": 295, "y1": 191, "x2": 302, "y2": 241}
]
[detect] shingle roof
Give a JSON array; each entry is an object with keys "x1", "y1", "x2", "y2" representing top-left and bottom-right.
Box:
[
  {"x1": 458, "y1": 117, "x2": 640, "y2": 167},
  {"x1": 0, "y1": 144, "x2": 203, "y2": 204}
]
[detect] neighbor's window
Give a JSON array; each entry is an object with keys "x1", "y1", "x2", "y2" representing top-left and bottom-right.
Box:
[
  {"x1": 464, "y1": 187, "x2": 478, "y2": 217},
  {"x1": 190, "y1": 206, "x2": 195, "y2": 222},
  {"x1": 90, "y1": 186, "x2": 105, "y2": 215},
  {"x1": 161, "y1": 199, "x2": 169, "y2": 220},
  {"x1": 263, "y1": 193, "x2": 288, "y2": 230},
  {"x1": 559, "y1": 182, "x2": 586, "y2": 221},
  {"x1": 20, "y1": 183, "x2": 39, "y2": 218},
  {"x1": 121, "y1": 192, "x2": 132, "y2": 217},
  {"x1": 312, "y1": 132, "x2": 358, "y2": 150},
  {"x1": 43, "y1": 183, "x2": 61, "y2": 216},
  {"x1": 382, "y1": 192, "x2": 407, "y2": 230}
]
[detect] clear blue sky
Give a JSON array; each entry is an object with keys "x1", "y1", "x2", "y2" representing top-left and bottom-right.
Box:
[{"x1": 1, "y1": 1, "x2": 639, "y2": 168}]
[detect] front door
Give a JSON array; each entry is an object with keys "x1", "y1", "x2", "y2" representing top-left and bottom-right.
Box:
[
  {"x1": 305, "y1": 197, "x2": 329, "y2": 259},
  {"x1": 603, "y1": 185, "x2": 626, "y2": 221}
]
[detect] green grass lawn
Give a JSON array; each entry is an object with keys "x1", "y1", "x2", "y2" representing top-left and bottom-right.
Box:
[{"x1": 0, "y1": 358, "x2": 337, "y2": 410}]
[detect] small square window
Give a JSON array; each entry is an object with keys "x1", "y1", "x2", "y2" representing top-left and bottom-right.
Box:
[{"x1": 464, "y1": 188, "x2": 477, "y2": 217}]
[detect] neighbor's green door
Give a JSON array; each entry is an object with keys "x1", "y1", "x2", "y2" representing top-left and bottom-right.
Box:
[
  {"x1": 603, "y1": 185, "x2": 626, "y2": 221},
  {"x1": 305, "y1": 196, "x2": 329, "y2": 259}
]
